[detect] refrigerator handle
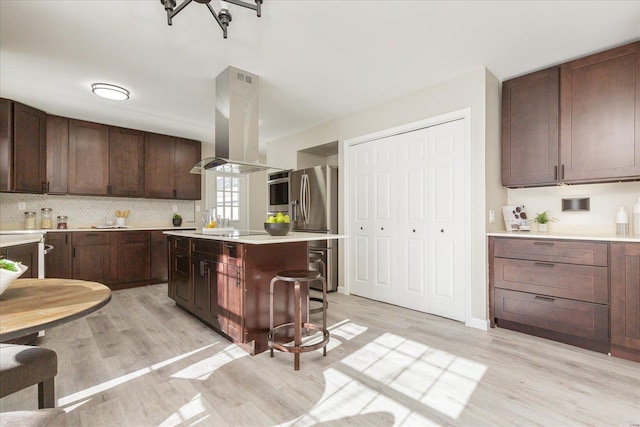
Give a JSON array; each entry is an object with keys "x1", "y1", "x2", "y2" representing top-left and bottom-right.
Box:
[
  {"x1": 299, "y1": 175, "x2": 305, "y2": 223},
  {"x1": 303, "y1": 174, "x2": 311, "y2": 224}
]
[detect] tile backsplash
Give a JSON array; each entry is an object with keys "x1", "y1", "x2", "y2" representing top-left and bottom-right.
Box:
[{"x1": 0, "y1": 193, "x2": 197, "y2": 230}]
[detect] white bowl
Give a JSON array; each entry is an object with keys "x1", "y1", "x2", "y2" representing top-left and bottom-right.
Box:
[{"x1": 0, "y1": 261, "x2": 28, "y2": 296}]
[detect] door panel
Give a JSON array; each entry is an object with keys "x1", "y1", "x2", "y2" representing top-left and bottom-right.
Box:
[{"x1": 349, "y1": 144, "x2": 372, "y2": 297}]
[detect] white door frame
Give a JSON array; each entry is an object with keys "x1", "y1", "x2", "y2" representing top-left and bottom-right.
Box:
[{"x1": 342, "y1": 107, "x2": 472, "y2": 324}]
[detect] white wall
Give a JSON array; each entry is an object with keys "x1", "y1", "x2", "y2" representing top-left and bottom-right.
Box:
[{"x1": 267, "y1": 67, "x2": 503, "y2": 329}]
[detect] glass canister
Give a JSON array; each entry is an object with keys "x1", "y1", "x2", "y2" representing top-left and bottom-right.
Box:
[
  {"x1": 41, "y1": 208, "x2": 53, "y2": 229},
  {"x1": 57, "y1": 215, "x2": 68, "y2": 229},
  {"x1": 24, "y1": 211, "x2": 36, "y2": 229}
]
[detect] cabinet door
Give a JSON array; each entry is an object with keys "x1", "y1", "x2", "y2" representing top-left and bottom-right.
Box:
[
  {"x1": 502, "y1": 67, "x2": 559, "y2": 187},
  {"x1": 145, "y1": 132, "x2": 175, "y2": 199},
  {"x1": 0, "y1": 243, "x2": 38, "y2": 278},
  {"x1": 13, "y1": 101, "x2": 47, "y2": 193},
  {"x1": 72, "y1": 244, "x2": 111, "y2": 283},
  {"x1": 0, "y1": 99, "x2": 11, "y2": 191},
  {"x1": 223, "y1": 264, "x2": 243, "y2": 342},
  {"x1": 611, "y1": 243, "x2": 640, "y2": 352},
  {"x1": 174, "y1": 138, "x2": 201, "y2": 200},
  {"x1": 150, "y1": 231, "x2": 168, "y2": 283},
  {"x1": 560, "y1": 42, "x2": 640, "y2": 182},
  {"x1": 46, "y1": 115, "x2": 69, "y2": 195},
  {"x1": 45, "y1": 232, "x2": 71, "y2": 278},
  {"x1": 171, "y1": 252, "x2": 191, "y2": 307},
  {"x1": 192, "y1": 257, "x2": 212, "y2": 321},
  {"x1": 109, "y1": 127, "x2": 144, "y2": 197},
  {"x1": 114, "y1": 231, "x2": 150, "y2": 284},
  {"x1": 68, "y1": 119, "x2": 109, "y2": 195}
]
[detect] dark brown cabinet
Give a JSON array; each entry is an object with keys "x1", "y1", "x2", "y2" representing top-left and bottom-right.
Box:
[
  {"x1": 490, "y1": 237, "x2": 609, "y2": 353},
  {"x1": 46, "y1": 115, "x2": 69, "y2": 195},
  {"x1": 560, "y1": 42, "x2": 640, "y2": 182},
  {"x1": 611, "y1": 243, "x2": 640, "y2": 363},
  {"x1": 68, "y1": 119, "x2": 109, "y2": 196},
  {"x1": 109, "y1": 127, "x2": 144, "y2": 197},
  {"x1": 112, "y1": 231, "x2": 150, "y2": 287},
  {"x1": 45, "y1": 232, "x2": 72, "y2": 278},
  {"x1": 150, "y1": 230, "x2": 168, "y2": 284},
  {"x1": 502, "y1": 41, "x2": 640, "y2": 188},
  {"x1": 145, "y1": 133, "x2": 201, "y2": 200},
  {"x1": 168, "y1": 235, "x2": 192, "y2": 307},
  {"x1": 72, "y1": 232, "x2": 112, "y2": 283},
  {"x1": 0, "y1": 98, "x2": 47, "y2": 193},
  {"x1": 168, "y1": 236, "x2": 308, "y2": 354},
  {"x1": 0, "y1": 243, "x2": 38, "y2": 279},
  {"x1": 501, "y1": 67, "x2": 559, "y2": 187}
]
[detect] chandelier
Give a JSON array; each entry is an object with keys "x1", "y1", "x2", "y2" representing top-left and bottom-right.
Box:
[{"x1": 160, "y1": 0, "x2": 262, "y2": 39}]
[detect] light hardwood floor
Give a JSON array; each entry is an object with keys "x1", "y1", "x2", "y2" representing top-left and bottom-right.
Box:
[{"x1": 1, "y1": 283, "x2": 639, "y2": 426}]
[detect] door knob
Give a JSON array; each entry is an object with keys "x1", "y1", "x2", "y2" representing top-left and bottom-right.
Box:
[{"x1": 440, "y1": 229, "x2": 444, "y2": 233}]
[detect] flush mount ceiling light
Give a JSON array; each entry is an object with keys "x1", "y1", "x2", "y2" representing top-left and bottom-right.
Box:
[
  {"x1": 91, "y1": 83, "x2": 130, "y2": 101},
  {"x1": 160, "y1": 0, "x2": 262, "y2": 39}
]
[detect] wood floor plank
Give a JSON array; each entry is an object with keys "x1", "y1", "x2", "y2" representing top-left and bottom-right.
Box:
[{"x1": 1, "y1": 283, "x2": 639, "y2": 426}]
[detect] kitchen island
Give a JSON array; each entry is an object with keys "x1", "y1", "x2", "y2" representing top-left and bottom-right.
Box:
[{"x1": 163, "y1": 230, "x2": 344, "y2": 354}]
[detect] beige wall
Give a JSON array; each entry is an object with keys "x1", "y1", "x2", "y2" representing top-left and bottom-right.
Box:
[{"x1": 267, "y1": 67, "x2": 503, "y2": 329}]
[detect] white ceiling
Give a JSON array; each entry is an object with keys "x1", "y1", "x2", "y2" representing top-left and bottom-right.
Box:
[{"x1": 1, "y1": 1, "x2": 639, "y2": 152}]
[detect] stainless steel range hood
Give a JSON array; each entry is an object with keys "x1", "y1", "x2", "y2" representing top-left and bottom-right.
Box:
[{"x1": 191, "y1": 66, "x2": 283, "y2": 175}]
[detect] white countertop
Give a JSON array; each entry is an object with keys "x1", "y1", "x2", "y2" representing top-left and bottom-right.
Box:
[
  {"x1": 163, "y1": 229, "x2": 346, "y2": 245},
  {"x1": 0, "y1": 234, "x2": 44, "y2": 248},
  {"x1": 487, "y1": 230, "x2": 640, "y2": 243},
  {"x1": 0, "y1": 226, "x2": 196, "y2": 234}
]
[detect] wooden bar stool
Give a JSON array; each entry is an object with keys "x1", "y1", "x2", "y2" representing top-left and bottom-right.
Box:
[
  {"x1": 308, "y1": 253, "x2": 328, "y2": 315},
  {"x1": 268, "y1": 270, "x2": 329, "y2": 370},
  {"x1": 0, "y1": 344, "x2": 58, "y2": 408}
]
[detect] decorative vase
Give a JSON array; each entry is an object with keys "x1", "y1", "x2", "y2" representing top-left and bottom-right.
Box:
[
  {"x1": 537, "y1": 223, "x2": 548, "y2": 233},
  {"x1": 172, "y1": 218, "x2": 182, "y2": 227}
]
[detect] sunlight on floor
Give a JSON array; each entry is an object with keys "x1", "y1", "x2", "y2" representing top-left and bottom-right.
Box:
[
  {"x1": 283, "y1": 332, "x2": 487, "y2": 425},
  {"x1": 58, "y1": 343, "x2": 217, "y2": 407},
  {"x1": 171, "y1": 344, "x2": 248, "y2": 380},
  {"x1": 158, "y1": 394, "x2": 207, "y2": 427}
]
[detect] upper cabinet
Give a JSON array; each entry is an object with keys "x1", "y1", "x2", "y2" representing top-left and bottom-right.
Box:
[
  {"x1": 145, "y1": 133, "x2": 201, "y2": 200},
  {"x1": 502, "y1": 67, "x2": 559, "y2": 187},
  {"x1": 0, "y1": 98, "x2": 47, "y2": 193},
  {"x1": 109, "y1": 127, "x2": 144, "y2": 197},
  {"x1": 46, "y1": 115, "x2": 69, "y2": 195},
  {"x1": 502, "y1": 41, "x2": 640, "y2": 188},
  {"x1": 560, "y1": 42, "x2": 640, "y2": 182},
  {"x1": 68, "y1": 119, "x2": 110, "y2": 196}
]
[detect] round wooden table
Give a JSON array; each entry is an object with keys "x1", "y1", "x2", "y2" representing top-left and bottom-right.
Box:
[{"x1": 0, "y1": 278, "x2": 112, "y2": 341}]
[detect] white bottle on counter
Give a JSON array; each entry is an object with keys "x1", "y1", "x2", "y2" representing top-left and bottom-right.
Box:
[
  {"x1": 616, "y1": 206, "x2": 629, "y2": 236},
  {"x1": 634, "y1": 197, "x2": 640, "y2": 237}
]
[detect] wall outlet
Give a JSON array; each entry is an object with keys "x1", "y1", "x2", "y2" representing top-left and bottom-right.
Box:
[
  {"x1": 18, "y1": 202, "x2": 26, "y2": 211},
  {"x1": 489, "y1": 209, "x2": 496, "y2": 224},
  {"x1": 172, "y1": 205, "x2": 178, "y2": 212}
]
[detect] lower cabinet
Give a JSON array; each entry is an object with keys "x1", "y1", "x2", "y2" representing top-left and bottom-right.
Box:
[
  {"x1": 45, "y1": 229, "x2": 180, "y2": 289},
  {"x1": 0, "y1": 243, "x2": 38, "y2": 279},
  {"x1": 611, "y1": 243, "x2": 640, "y2": 362},
  {"x1": 167, "y1": 236, "x2": 308, "y2": 354},
  {"x1": 45, "y1": 232, "x2": 71, "y2": 278},
  {"x1": 490, "y1": 236, "x2": 640, "y2": 363}
]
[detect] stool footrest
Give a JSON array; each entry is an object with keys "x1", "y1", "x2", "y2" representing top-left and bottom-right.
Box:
[{"x1": 268, "y1": 322, "x2": 330, "y2": 354}]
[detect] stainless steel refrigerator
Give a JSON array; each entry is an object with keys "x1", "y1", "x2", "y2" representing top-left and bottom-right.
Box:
[{"x1": 289, "y1": 165, "x2": 338, "y2": 291}]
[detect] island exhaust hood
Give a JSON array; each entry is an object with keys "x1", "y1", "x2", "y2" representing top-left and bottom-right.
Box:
[{"x1": 190, "y1": 66, "x2": 283, "y2": 175}]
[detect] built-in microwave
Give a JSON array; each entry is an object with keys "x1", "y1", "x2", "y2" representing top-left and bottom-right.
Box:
[{"x1": 267, "y1": 170, "x2": 291, "y2": 214}]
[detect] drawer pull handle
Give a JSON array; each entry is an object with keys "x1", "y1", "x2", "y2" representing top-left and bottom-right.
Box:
[
  {"x1": 533, "y1": 242, "x2": 554, "y2": 246},
  {"x1": 534, "y1": 295, "x2": 555, "y2": 303},
  {"x1": 534, "y1": 262, "x2": 555, "y2": 268}
]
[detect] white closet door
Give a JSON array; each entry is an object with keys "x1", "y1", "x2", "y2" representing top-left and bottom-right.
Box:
[
  {"x1": 370, "y1": 138, "x2": 399, "y2": 304},
  {"x1": 426, "y1": 119, "x2": 467, "y2": 321},
  {"x1": 396, "y1": 129, "x2": 429, "y2": 311},
  {"x1": 349, "y1": 143, "x2": 373, "y2": 298}
]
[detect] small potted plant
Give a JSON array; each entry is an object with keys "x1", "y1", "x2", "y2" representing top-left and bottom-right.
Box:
[
  {"x1": 172, "y1": 213, "x2": 182, "y2": 227},
  {"x1": 531, "y1": 211, "x2": 555, "y2": 233}
]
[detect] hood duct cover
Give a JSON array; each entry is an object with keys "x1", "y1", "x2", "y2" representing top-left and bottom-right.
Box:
[{"x1": 191, "y1": 66, "x2": 283, "y2": 174}]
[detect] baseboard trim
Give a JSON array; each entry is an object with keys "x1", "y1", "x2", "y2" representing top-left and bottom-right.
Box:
[{"x1": 466, "y1": 317, "x2": 489, "y2": 331}]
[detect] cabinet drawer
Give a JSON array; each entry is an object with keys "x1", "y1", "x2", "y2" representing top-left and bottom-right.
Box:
[
  {"x1": 223, "y1": 243, "x2": 243, "y2": 266},
  {"x1": 495, "y1": 288, "x2": 608, "y2": 342},
  {"x1": 494, "y1": 258, "x2": 608, "y2": 304},
  {"x1": 170, "y1": 236, "x2": 190, "y2": 254},
  {"x1": 73, "y1": 232, "x2": 110, "y2": 246},
  {"x1": 192, "y1": 239, "x2": 222, "y2": 260},
  {"x1": 494, "y1": 238, "x2": 607, "y2": 266},
  {"x1": 114, "y1": 231, "x2": 149, "y2": 244}
]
